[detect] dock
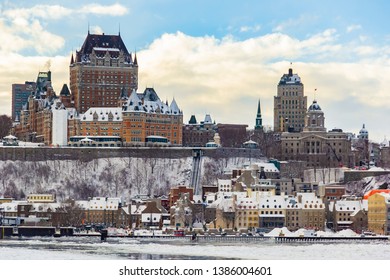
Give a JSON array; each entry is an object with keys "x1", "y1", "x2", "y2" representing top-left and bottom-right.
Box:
[
  {"x1": 275, "y1": 235, "x2": 389, "y2": 243},
  {"x1": 1, "y1": 226, "x2": 389, "y2": 243}
]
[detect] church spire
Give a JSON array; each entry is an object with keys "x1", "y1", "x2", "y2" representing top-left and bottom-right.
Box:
[
  {"x1": 255, "y1": 99, "x2": 263, "y2": 130},
  {"x1": 134, "y1": 52, "x2": 138, "y2": 66},
  {"x1": 70, "y1": 53, "x2": 74, "y2": 65}
]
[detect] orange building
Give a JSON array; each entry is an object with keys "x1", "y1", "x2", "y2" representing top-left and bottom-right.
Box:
[{"x1": 68, "y1": 87, "x2": 183, "y2": 146}]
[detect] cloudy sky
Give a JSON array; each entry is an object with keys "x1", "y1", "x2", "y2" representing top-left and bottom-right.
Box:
[{"x1": 1, "y1": 0, "x2": 390, "y2": 142}]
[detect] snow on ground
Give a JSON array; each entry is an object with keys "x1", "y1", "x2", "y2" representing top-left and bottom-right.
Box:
[
  {"x1": 0, "y1": 155, "x2": 256, "y2": 202},
  {"x1": 265, "y1": 227, "x2": 359, "y2": 237}
]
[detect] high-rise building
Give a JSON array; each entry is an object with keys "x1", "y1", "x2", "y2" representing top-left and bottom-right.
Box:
[
  {"x1": 70, "y1": 32, "x2": 138, "y2": 114},
  {"x1": 274, "y1": 68, "x2": 307, "y2": 132},
  {"x1": 11, "y1": 82, "x2": 36, "y2": 120}
]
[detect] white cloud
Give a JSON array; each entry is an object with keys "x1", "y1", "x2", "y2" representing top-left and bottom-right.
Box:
[
  {"x1": 3, "y1": 3, "x2": 128, "y2": 19},
  {"x1": 3, "y1": 5, "x2": 72, "y2": 20},
  {"x1": 90, "y1": 25, "x2": 104, "y2": 35},
  {"x1": 1, "y1": 25, "x2": 390, "y2": 142},
  {"x1": 347, "y1": 24, "x2": 362, "y2": 33},
  {"x1": 0, "y1": 3, "x2": 129, "y2": 55},
  {"x1": 240, "y1": 24, "x2": 261, "y2": 33},
  {"x1": 137, "y1": 31, "x2": 390, "y2": 142},
  {"x1": 79, "y1": 3, "x2": 128, "y2": 16}
]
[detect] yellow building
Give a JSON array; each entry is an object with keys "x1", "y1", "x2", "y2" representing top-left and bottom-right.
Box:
[
  {"x1": 234, "y1": 196, "x2": 259, "y2": 230},
  {"x1": 27, "y1": 194, "x2": 55, "y2": 203},
  {"x1": 368, "y1": 193, "x2": 390, "y2": 235}
]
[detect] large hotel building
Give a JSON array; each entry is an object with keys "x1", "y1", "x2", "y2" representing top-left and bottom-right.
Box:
[
  {"x1": 14, "y1": 32, "x2": 183, "y2": 146},
  {"x1": 70, "y1": 32, "x2": 138, "y2": 114}
]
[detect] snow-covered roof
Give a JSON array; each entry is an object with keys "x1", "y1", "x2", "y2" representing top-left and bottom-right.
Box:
[
  {"x1": 204, "y1": 114, "x2": 212, "y2": 124},
  {"x1": 170, "y1": 98, "x2": 180, "y2": 115},
  {"x1": 243, "y1": 140, "x2": 258, "y2": 145},
  {"x1": 0, "y1": 201, "x2": 21, "y2": 212},
  {"x1": 193, "y1": 195, "x2": 203, "y2": 203},
  {"x1": 258, "y1": 195, "x2": 287, "y2": 209},
  {"x1": 251, "y1": 162, "x2": 279, "y2": 173},
  {"x1": 218, "y1": 179, "x2": 231, "y2": 187},
  {"x1": 298, "y1": 192, "x2": 324, "y2": 204},
  {"x1": 123, "y1": 89, "x2": 179, "y2": 115},
  {"x1": 236, "y1": 197, "x2": 258, "y2": 209},
  {"x1": 81, "y1": 107, "x2": 122, "y2": 122},
  {"x1": 67, "y1": 108, "x2": 78, "y2": 120},
  {"x1": 29, "y1": 202, "x2": 61, "y2": 212},
  {"x1": 76, "y1": 197, "x2": 121, "y2": 210},
  {"x1": 334, "y1": 200, "x2": 362, "y2": 212},
  {"x1": 93, "y1": 47, "x2": 120, "y2": 52}
]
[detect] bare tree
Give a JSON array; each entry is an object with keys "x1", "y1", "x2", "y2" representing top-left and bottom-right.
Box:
[
  {"x1": 60, "y1": 200, "x2": 85, "y2": 227},
  {"x1": 0, "y1": 115, "x2": 12, "y2": 138}
]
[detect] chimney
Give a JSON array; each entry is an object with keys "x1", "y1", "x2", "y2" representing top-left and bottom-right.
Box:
[{"x1": 288, "y1": 68, "x2": 293, "y2": 76}]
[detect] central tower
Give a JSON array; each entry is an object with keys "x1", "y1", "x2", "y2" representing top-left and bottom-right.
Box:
[
  {"x1": 273, "y1": 68, "x2": 307, "y2": 132},
  {"x1": 70, "y1": 32, "x2": 138, "y2": 113}
]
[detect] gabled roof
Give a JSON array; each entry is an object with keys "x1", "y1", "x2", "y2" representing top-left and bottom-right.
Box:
[
  {"x1": 59, "y1": 84, "x2": 71, "y2": 96},
  {"x1": 81, "y1": 107, "x2": 122, "y2": 122},
  {"x1": 79, "y1": 33, "x2": 130, "y2": 56},
  {"x1": 170, "y1": 98, "x2": 180, "y2": 114}
]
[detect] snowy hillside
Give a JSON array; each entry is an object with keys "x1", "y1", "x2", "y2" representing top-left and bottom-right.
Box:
[
  {"x1": 346, "y1": 174, "x2": 390, "y2": 196},
  {"x1": 0, "y1": 156, "x2": 255, "y2": 202}
]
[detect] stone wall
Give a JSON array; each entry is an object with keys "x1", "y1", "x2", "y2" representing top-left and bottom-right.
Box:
[
  {"x1": 343, "y1": 170, "x2": 390, "y2": 183},
  {"x1": 0, "y1": 147, "x2": 264, "y2": 162}
]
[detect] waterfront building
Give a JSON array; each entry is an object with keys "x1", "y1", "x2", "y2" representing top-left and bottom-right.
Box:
[
  {"x1": 234, "y1": 195, "x2": 259, "y2": 230},
  {"x1": 367, "y1": 192, "x2": 390, "y2": 235},
  {"x1": 331, "y1": 199, "x2": 367, "y2": 232},
  {"x1": 70, "y1": 32, "x2": 138, "y2": 114},
  {"x1": 274, "y1": 67, "x2": 307, "y2": 132},
  {"x1": 209, "y1": 196, "x2": 235, "y2": 230},
  {"x1": 285, "y1": 192, "x2": 325, "y2": 231},
  {"x1": 141, "y1": 201, "x2": 166, "y2": 229},
  {"x1": 76, "y1": 197, "x2": 129, "y2": 227},
  {"x1": 170, "y1": 193, "x2": 194, "y2": 228},
  {"x1": 257, "y1": 194, "x2": 287, "y2": 229}
]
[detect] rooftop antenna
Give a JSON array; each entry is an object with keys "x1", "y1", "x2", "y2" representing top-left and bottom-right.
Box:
[
  {"x1": 119, "y1": 23, "x2": 121, "y2": 35},
  {"x1": 88, "y1": 22, "x2": 90, "y2": 34},
  {"x1": 314, "y1": 88, "x2": 317, "y2": 101}
]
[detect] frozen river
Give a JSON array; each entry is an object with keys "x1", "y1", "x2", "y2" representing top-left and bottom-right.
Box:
[{"x1": 1, "y1": 236, "x2": 390, "y2": 260}]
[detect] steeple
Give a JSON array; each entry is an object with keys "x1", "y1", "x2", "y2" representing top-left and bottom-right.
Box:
[
  {"x1": 70, "y1": 53, "x2": 74, "y2": 65},
  {"x1": 134, "y1": 52, "x2": 138, "y2": 66},
  {"x1": 255, "y1": 99, "x2": 263, "y2": 130}
]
